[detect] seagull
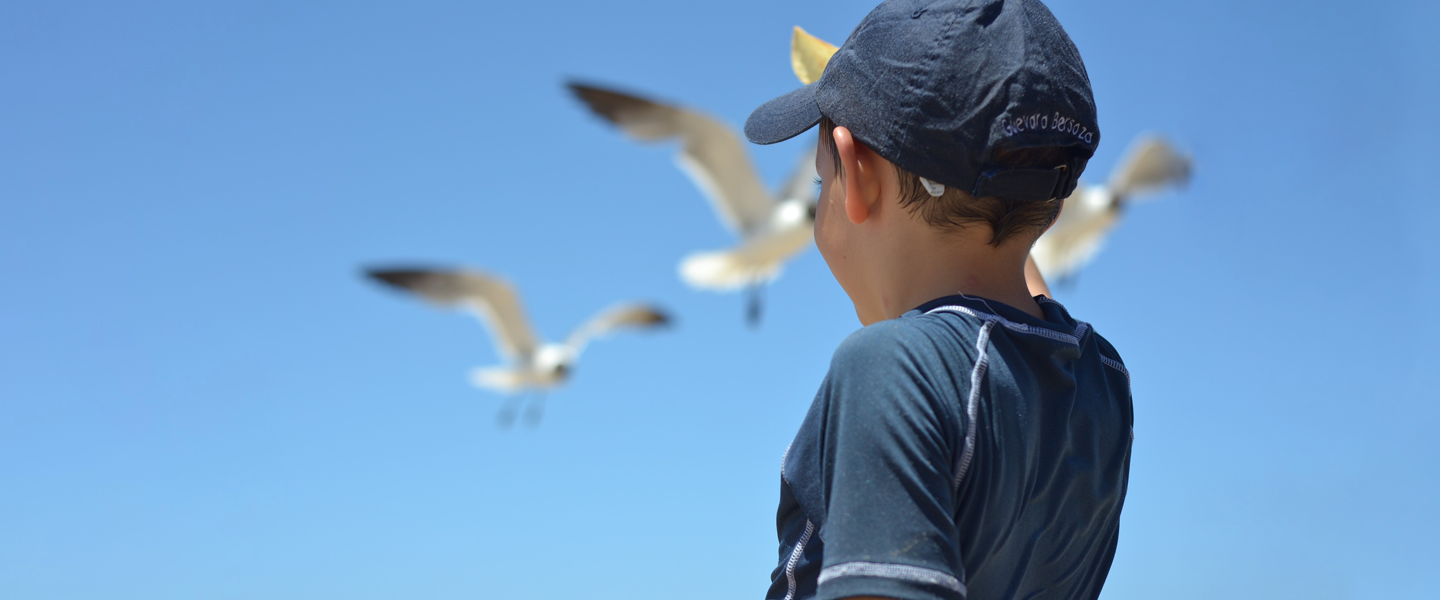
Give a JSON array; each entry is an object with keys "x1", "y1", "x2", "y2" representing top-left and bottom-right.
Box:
[
  {"x1": 366, "y1": 267, "x2": 671, "y2": 425},
  {"x1": 1031, "y1": 135, "x2": 1193, "y2": 280},
  {"x1": 567, "y1": 81, "x2": 819, "y2": 327}
]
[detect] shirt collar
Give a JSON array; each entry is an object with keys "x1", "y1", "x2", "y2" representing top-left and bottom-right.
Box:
[{"x1": 909, "y1": 293, "x2": 1082, "y2": 337}]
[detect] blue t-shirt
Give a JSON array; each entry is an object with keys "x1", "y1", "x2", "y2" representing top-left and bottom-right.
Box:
[{"x1": 768, "y1": 294, "x2": 1133, "y2": 600}]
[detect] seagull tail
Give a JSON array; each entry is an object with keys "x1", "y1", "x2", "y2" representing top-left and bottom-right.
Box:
[
  {"x1": 679, "y1": 250, "x2": 782, "y2": 291},
  {"x1": 1106, "y1": 135, "x2": 1193, "y2": 202}
]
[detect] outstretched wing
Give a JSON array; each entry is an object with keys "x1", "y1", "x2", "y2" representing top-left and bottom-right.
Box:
[
  {"x1": 1107, "y1": 135, "x2": 1192, "y2": 200},
  {"x1": 1032, "y1": 181, "x2": 1122, "y2": 279},
  {"x1": 564, "y1": 303, "x2": 671, "y2": 356},
  {"x1": 568, "y1": 81, "x2": 775, "y2": 234},
  {"x1": 366, "y1": 267, "x2": 540, "y2": 360}
]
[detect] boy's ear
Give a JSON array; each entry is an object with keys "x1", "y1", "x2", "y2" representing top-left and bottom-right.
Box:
[{"x1": 832, "y1": 126, "x2": 881, "y2": 224}]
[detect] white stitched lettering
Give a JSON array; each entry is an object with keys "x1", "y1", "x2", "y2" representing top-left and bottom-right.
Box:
[{"x1": 998, "y1": 112, "x2": 1095, "y2": 145}]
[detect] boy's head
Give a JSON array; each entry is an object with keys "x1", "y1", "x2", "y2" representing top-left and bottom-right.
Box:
[
  {"x1": 814, "y1": 116, "x2": 1078, "y2": 247},
  {"x1": 746, "y1": 0, "x2": 1097, "y2": 319},
  {"x1": 749, "y1": 0, "x2": 1098, "y2": 199}
]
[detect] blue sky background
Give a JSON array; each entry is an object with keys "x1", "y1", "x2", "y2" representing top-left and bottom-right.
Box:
[{"x1": 1, "y1": 1, "x2": 1436, "y2": 598}]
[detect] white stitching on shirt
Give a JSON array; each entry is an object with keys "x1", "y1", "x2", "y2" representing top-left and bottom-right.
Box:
[
  {"x1": 926, "y1": 305, "x2": 1080, "y2": 345},
  {"x1": 1037, "y1": 296, "x2": 1091, "y2": 339},
  {"x1": 931, "y1": 305, "x2": 1125, "y2": 474},
  {"x1": 783, "y1": 520, "x2": 815, "y2": 600},
  {"x1": 954, "y1": 319, "x2": 997, "y2": 491},
  {"x1": 1099, "y1": 357, "x2": 1132, "y2": 441},
  {"x1": 1100, "y1": 356, "x2": 1130, "y2": 387},
  {"x1": 818, "y1": 561, "x2": 968, "y2": 596}
]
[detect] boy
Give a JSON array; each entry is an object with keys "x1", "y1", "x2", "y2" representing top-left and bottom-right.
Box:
[{"x1": 744, "y1": 1, "x2": 1133, "y2": 599}]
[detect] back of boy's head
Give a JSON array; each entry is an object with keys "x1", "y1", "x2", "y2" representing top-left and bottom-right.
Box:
[{"x1": 746, "y1": 0, "x2": 1099, "y2": 246}]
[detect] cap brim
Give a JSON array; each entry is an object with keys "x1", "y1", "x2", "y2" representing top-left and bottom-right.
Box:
[{"x1": 744, "y1": 82, "x2": 823, "y2": 145}]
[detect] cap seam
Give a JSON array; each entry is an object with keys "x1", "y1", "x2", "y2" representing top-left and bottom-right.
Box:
[{"x1": 892, "y1": 7, "x2": 964, "y2": 169}]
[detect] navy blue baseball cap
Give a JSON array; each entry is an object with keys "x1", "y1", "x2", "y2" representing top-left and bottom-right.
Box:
[{"x1": 745, "y1": 0, "x2": 1099, "y2": 202}]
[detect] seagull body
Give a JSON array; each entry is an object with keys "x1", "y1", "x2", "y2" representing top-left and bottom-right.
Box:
[
  {"x1": 366, "y1": 267, "x2": 670, "y2": 394},
  {"x1": 1032, "y1": 135, "x2": 1193, "y2": 279},
  {"x1": 568, "y1": 82, "x2": 818, "y2": 322},
  {"x1": 678, "y1": 192, "x2": 815, "y2": 289}
]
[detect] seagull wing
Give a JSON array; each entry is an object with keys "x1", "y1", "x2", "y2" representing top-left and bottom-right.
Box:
[
  {"x1": 1031, "y1": 184, "x2": 1120, "y2": 278},
  {"x1": 568, "y1": 82, "x2": 775, "y2": 234},
  {"x1": 564, "y1": 303, "x2": 671, "y2": 356},
  {"x1": 1032, "y1": 210, "x2": 1119, "y2": 279},
  {"x1": 366, "y1": 267, "x2": 541, "y2": 360},
  {"x1": 1107, "y1": 135, "x2": 1193, "y2": 200}
]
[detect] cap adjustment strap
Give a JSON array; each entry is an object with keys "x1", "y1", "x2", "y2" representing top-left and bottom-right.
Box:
[{"x1": 971, "y1": 165, "x2": 1070, "y2": 202}]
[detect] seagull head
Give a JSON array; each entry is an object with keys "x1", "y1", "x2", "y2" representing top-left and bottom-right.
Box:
[
  {"x1": 534, "y1": 344, "x2": 576, "y2": 381},
  {"x1": 773, "y1": 198, "x2": 816, "y2": 230},
  {"x1": 1081, "y1": 185, "x2": 1118, "y2": 212}
]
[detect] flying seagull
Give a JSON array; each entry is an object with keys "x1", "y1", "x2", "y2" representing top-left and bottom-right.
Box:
[
  {"x1": 568, "y1": 81, "x2": 818, "y2": 327},
  {"x1": 1031, "y1": 135, "x2": 1193, "y2": 280},
  {"x1": 366, "y1": 267, "x2": 671, "y2": 425}
]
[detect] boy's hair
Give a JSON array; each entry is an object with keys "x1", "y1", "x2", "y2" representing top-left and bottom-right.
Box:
[{"x1": 819, "y1": 117, "x2": 1070, "y2": 247}]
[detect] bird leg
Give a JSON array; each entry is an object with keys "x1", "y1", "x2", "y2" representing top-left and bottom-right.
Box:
[
  {"x1": 746, "y1": 282, "x2": 764, "y2": 328},
  {"x1": 495, "y1": 394, "x2": 524, "y2": 429}
]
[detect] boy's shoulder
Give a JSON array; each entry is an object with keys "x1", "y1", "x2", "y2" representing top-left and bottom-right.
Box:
[{"x1": 827, "y1": 304, "x2": 993, "y2": 381}]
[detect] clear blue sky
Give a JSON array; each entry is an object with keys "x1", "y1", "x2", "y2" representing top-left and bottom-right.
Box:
[{"x1": 1, "y1": 1, "x2": 1436, "y2": 598}]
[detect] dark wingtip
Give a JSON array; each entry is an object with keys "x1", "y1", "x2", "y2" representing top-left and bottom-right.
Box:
[
  {"x1": 564, "y1": 79, "x2": 615, "y2": 106},
  {"x1": 562, "y1": 78, "x2": 592, "y2": 98},
  {"x1": 563, "y1": 79, "x2": 661, "y2": 124},
  {"x1": 363, "y1": 266, "x2": 435, "y2": 291},
  {"x1": 644, "y1": 306, "x2": 675, "y2": 328},
  {"x1": 566, "y1": 80, "x2": 618, "y2": 122}
]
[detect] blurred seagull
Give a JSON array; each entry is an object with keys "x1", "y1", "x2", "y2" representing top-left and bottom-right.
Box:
[
  {"x1": 568, "y1": 81, "x2": 818, "y2": 327},
  {"x1": 1032, "y1": 136, "x2": 1193, "y2": 280},
  {"x1": 366, "y1": 267, "x2": 671, "y2": 425}
]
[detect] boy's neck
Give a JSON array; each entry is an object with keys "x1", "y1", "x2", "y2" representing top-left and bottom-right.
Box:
[{"x1": 866, "y1": 221, "x2": 1041, "y2": 324}]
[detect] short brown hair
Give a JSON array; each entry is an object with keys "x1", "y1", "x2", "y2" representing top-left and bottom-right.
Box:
[{"x1": 819, "y1": 117, "x2": 1072, "y2": 246}]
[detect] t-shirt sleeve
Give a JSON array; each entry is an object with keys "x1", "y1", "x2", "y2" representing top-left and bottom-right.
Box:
[{"x1": 813, "y1": 325, "x2": 969, "y2": 600}]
